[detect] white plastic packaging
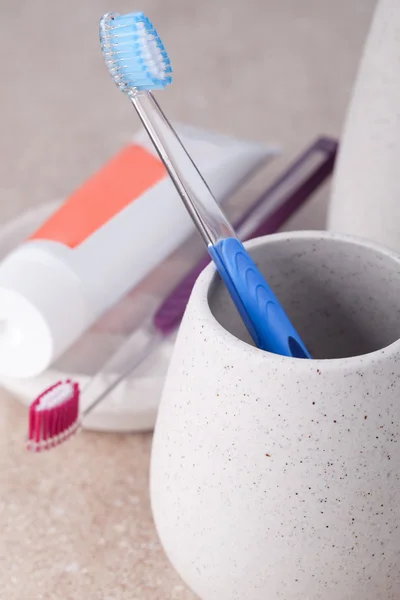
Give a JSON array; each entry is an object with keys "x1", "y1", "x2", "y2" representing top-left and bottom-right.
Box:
[{"x1": 0, "y1": 124, "x2": 276, "y2": 378}]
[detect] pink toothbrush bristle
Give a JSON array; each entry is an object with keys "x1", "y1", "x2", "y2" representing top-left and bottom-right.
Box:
[{"x1": 26, "y1": 380, "x2": 80, "y2": 452}]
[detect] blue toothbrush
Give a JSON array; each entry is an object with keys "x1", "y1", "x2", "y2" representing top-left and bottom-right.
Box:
[{"x1": 99, "y1": 11, "x2": 311, "y2": 358}]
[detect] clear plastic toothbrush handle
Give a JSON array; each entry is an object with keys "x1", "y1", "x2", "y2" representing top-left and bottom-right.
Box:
[{"x1": 129, "y1": 91, "x2": 236, "y2": 246}]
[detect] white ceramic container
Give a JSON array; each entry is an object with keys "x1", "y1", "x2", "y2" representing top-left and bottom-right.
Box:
[
  {"x1": 151, "y1": 231, "x2": 400, "y2": 600},
  {"x1": 328, "y1": 0, "x2": 400, "y2": 254}
]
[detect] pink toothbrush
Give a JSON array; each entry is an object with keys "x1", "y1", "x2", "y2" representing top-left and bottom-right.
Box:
[{"x1": 26, "y1": 137, "x2": 337, "y2": 451}]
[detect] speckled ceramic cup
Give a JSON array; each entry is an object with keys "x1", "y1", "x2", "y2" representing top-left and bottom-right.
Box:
[{"x1": 150, "y1": 231, "x2": 400, "y2": 600}]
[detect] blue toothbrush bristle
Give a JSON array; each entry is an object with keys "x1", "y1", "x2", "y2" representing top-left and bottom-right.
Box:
[{"x1": 99, "y1": 11, "x2": 172, "y2": 92}]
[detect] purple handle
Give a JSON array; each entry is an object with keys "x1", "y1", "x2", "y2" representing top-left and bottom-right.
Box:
[
  {"x1": 153, "y1": 254, "x2": 212, "y2": 335},
  {"x1": 154, "y1": 136, "x2": 338, "y2": 336}
]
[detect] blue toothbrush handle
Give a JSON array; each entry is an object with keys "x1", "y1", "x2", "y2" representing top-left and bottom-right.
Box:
[{"x1": 208, "y1": 238, "x2": 311, "y2": 358}]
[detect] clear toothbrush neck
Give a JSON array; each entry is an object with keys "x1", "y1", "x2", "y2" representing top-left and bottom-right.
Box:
[{"x1": 128, "y1": 90, "x2": 237, "y2": 246}]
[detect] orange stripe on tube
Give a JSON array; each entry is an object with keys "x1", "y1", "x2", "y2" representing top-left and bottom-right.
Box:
[{"x1": 29, "y1": 144, "x2": 166, "y2": 248}]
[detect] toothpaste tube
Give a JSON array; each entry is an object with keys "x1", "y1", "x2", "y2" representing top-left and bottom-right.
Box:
[{"x1": 0, "y1": 124, "x2": 276, "y2": 377}]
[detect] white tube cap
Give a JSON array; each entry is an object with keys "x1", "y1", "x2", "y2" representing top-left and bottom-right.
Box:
[{"x1": 0, "y1": 246, "x2": 87, "y2": 378}]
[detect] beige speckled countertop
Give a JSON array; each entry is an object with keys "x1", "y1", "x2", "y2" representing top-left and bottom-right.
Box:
[{"x1": 0, "y1": 1, "x2": 375, "y2": 598}]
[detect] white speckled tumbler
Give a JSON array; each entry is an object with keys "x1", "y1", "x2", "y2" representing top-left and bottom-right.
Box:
[
  {"x1": 150, "y1": 231, "x2": 400, "y2": 600},
  {"x1": 328, "y1": 0, "x2": 400, "y2": 254}
]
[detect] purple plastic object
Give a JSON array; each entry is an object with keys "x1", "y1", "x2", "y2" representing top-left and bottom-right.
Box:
[{"x1": 154, "y1": 136, "x2": 338, "y2": 335}]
